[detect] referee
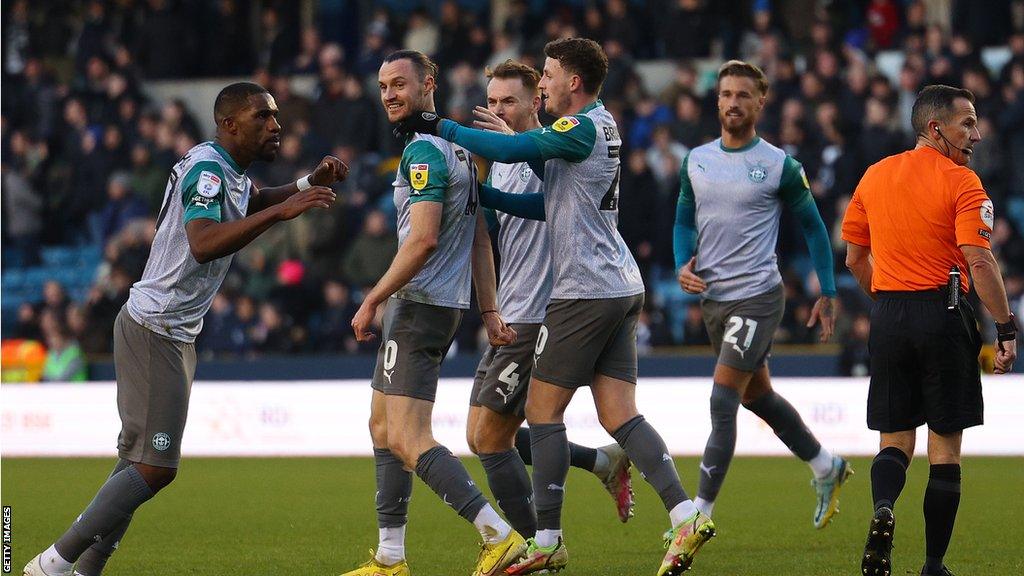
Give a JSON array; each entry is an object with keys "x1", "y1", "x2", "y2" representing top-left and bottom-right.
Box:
[{"x1": 842, "y1": 85, "x2": 1017, "y2": 576}]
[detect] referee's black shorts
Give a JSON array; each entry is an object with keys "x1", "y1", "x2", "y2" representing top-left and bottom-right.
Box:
[{"x1": 867, "y1": 290, "x2": 984, "y2": 434}]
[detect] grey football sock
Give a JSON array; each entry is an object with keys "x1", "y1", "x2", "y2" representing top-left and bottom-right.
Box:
[
  {"x1": 54, "y1": 464, "x2": 154, "y2": 562},
  {"x1": 514, "y1": 426, "x2": 597, "y2": 472},
  {"x1": 529, "y1": 423, "x2": 570, "y2": 531},
  {"x1": 743, "y1": 390, "x2": 821, "y2": 460},
  {"x1": 375, "y1": 448, "x2": 412, "y2": 528},
  {"x1": 415, "y1": 445, "x2": 487, "y2": 523},
  {"x1": 697, "y1": 384, "x2": 741, "y2": 502},
  {"x1": 613, "y1": 415, "x2": 689, "y2": 512},
  {"x1": 73, "y1": 460, "x2": 134, "y2": 576},
  {"x1": 480, "y1": 449, "x2": 537, "y2": 538}
]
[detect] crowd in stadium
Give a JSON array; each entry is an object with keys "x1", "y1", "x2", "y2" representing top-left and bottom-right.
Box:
[{"x1": 3, "y1": 0, "x2": 1024, "y2": 377}]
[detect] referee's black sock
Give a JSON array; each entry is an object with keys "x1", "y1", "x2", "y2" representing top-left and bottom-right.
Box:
[
  {"x1": 870, "y1": 446, "x2": 910, "y2": 511},
  {"x1": 923, "y1": 463, "x2": 961, "y2": 573}
]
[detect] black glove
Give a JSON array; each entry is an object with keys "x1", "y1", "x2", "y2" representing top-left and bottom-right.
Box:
[{"x1": 394, "y1": 111, "x2": 443, "y2": 139}]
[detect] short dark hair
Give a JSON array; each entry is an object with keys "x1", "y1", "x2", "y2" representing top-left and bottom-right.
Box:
[
  {"x1": 718, "y1": 60, "x2": 770, "y2": 94},
  {"x1": 382, "y1": 49, "x2": 439, "y2": 81},
  {"x1": 214, "y1": 82, "x2": 269, "y2": 123},
  {"x1": 544, "y1": 38, "x2": 608, "y2": 95},
  {"x1": 486, "y1": 59, "x2": 541, "y2": 93},
  {"x1": 911, "y1": 84, "x2": 975, "y2": 134}
]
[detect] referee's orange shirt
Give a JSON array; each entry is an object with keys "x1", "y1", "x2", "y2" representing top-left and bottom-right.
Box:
[{"x1": 841, "y1": 146, "x2": 993, "y2": 293}]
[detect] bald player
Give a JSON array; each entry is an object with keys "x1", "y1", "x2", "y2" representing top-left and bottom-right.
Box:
[{"x1": 24, "y1": 82, "x2": 345, "y2": 576}]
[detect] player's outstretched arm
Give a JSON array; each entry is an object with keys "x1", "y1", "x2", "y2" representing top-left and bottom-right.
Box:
[
  {"x1": 471, "y1": 210, "x2": 516, "y2": 347},
  {"x1": 479, "y1": 184, "x2": 545, "y2": 221},
  {"x1": 395, "y1": 112, "x2": 544, "y2": 164},
  {"x1": 248, "y1": 155, "x2": 347, "y2": 214},
  {"x1": 351, "y1": 201, "x2": 442, "y2": 342},
  {"x1": 185, "y1": 186, "x2": 335, "y2": 263}
]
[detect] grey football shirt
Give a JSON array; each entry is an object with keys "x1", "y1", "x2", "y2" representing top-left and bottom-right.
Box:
[
  {"x1": 489, "y1": 160, "x2": 551, "y2": 323},
  {"x1": 680, "y1": 136, "x2": 811, "y2": 301},
  {"x1": 523, "y1": 100, "x2": 645, "y2": 300},
  {"x1": 127, "y1": 141, "x2": 251, "y2": 342},
  {"x1": 392, "y1": 134, "x2": 478, "y2": 309}
]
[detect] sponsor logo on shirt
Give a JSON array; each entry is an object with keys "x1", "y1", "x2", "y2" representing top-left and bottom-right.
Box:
[
  {"x1": 552, "y1": 116, "x2": 581, "y2": 133},
  {"x1": 410, "y1": 163, "x2": 429, "y2": 191},
  {"x1": 197, "y1": 171, "x2": 222, "y2": 198}
]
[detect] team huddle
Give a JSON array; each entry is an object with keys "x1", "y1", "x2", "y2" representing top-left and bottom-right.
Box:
[
  {"x1": 342, "y1": 42, "x2": 855, "y2": 576},
  {"x1": 24, "y1": 37, "x2": 1017, "y2": 576}
]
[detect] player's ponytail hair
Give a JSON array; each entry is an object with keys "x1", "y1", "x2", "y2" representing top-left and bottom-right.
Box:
[
  {"x1": 486, "y1": 59, "x2": 541, "y2": 94},
  {"x1": 718, "y1": 60, "x2": 770, "y2": 95},
  {"x1": 383, "y1": 50, "x2": 439, "y2": 82}
]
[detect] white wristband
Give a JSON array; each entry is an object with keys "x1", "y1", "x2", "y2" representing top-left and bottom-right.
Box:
[{"x1": 296, "y1": 175, "x2": 312, "y2": 191}]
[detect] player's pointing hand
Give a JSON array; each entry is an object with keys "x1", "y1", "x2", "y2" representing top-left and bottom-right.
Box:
[{"x1": 310, "y1": 155, "x2": 349, "y2": 185}]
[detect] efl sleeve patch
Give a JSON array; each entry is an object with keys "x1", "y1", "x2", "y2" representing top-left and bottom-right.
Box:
[
  {"x1": 410, "y1": 163, "x2": 430, "y2": 191},
  {"x1": 980, "y1": 199, "x2": 994, "y2": 228},
  {"x1": 552, "y1": 116, "x2": 581, "y2": 133},
  {"x1": 196, "y1": 171, "x2": 223, "y2": 198}
]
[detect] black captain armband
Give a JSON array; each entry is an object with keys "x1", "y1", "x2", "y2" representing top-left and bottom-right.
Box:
[{"x1": 996, "y1": 313, "x2": 1018, "y2": 342}]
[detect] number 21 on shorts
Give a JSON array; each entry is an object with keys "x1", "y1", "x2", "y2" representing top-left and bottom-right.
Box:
[{"x1": 724, "y1": 316, "x2": 758, "y2": 357}]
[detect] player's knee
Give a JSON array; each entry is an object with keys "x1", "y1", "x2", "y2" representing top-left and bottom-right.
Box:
[
  {"x1": 369, "y1": 413, "x2": 389, "y2": 447},
  {"x1": 385, "y1": 432, "x2": 418, "y2": 469},
  {"x1": 135, "y1": 463, "x2": 177, "y2": 492},
  {"x1": 466, "y1": 429, "x2": 480, "y2": 455}
]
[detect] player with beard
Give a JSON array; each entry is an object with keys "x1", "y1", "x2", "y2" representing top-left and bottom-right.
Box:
[
  {"x1": 24, "y1": 82, "x2": 345, "y2": 576},
  {"x1": 673, "y1": 60, "x2": 853, "y2": 529},
  {"x1": 342, "y1": 50, "x2": 526, "y2": 576}
]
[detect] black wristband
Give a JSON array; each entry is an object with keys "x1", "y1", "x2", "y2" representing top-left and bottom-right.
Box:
[
  {"x1": 996, "y1": 313, "x2": 1018, "y2": 342},
  {"x1": 481, "y1": 309, "x2": 499, "y2": 316}
]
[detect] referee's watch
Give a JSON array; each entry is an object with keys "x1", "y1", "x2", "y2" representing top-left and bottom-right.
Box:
[{"x1": 995, "y1": 313, "x2": 1018, "y2": 343}]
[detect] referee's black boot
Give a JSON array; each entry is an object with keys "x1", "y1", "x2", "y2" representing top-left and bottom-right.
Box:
[
  {"x1": 861, "y1": 506, "x2": 895, "y2": 576},
  {"x1": 920, "y1": 566, "x2": 955, "y2": 576}
]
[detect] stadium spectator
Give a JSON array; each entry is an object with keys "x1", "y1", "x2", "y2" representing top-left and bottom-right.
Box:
[
  {"x1": 341, "y1": 209, "x2": 399, "y2": 290},
  {"x1": 40, "y1": 308, "x2": 88, "y2": 382},
  {"x1": 91, "y1": 172, "x2": 149, "y2": 244}
]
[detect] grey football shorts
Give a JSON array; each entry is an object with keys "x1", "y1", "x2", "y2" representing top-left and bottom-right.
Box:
[
  {"x1": 532, "y1": 293, "x2": 644, "y2": 389},
  {"x1": 371, "y1": 298, "x2": 463, "y2": 402},
  {"x1": 701, "y1": 283, "x2": 784, "y2": 372},
  {"x1": 114, "y1": 306, "x2": 197, "y2": 468},
  {"x1": 470, "y1": 323, "x2": 542, "y2": 417}
]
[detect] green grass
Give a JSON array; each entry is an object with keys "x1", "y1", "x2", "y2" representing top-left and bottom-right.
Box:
[{"x1": 2, "y1": 457, "x2": 1022, "y2": 575}]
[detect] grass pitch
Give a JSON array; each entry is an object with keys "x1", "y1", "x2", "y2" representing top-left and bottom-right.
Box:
[{"x1": 2, "y1": 456, "x2": 1021, "y2": 575}]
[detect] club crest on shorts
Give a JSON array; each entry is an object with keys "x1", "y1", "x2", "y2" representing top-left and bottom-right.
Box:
[
  {"x1": 410, "y1": 163, "x2": 429, "y2": 191},
  {"x1": 152, "y1": 432, "x2": 172, "y2": 451},
  {"x1": 552, "y1": 116, "x2": 581, "y2": 132}
]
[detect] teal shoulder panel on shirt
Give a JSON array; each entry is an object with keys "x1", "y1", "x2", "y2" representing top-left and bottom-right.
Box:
[
  {"x1": 678, "y1": 153, "x2": 695, "y2": 206},
  {"x1": 181, "y1": 160, "x2": 225, "y2": 224},
  {"x1": 779, "y1": 155, "x2": 813, "y2": 208},
  {"x1": 401, "y1": 139, "x2": 450, "y2": 203},
  {"x1": 525, "y1": 114, "x2": 597, "y2": 163}
]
